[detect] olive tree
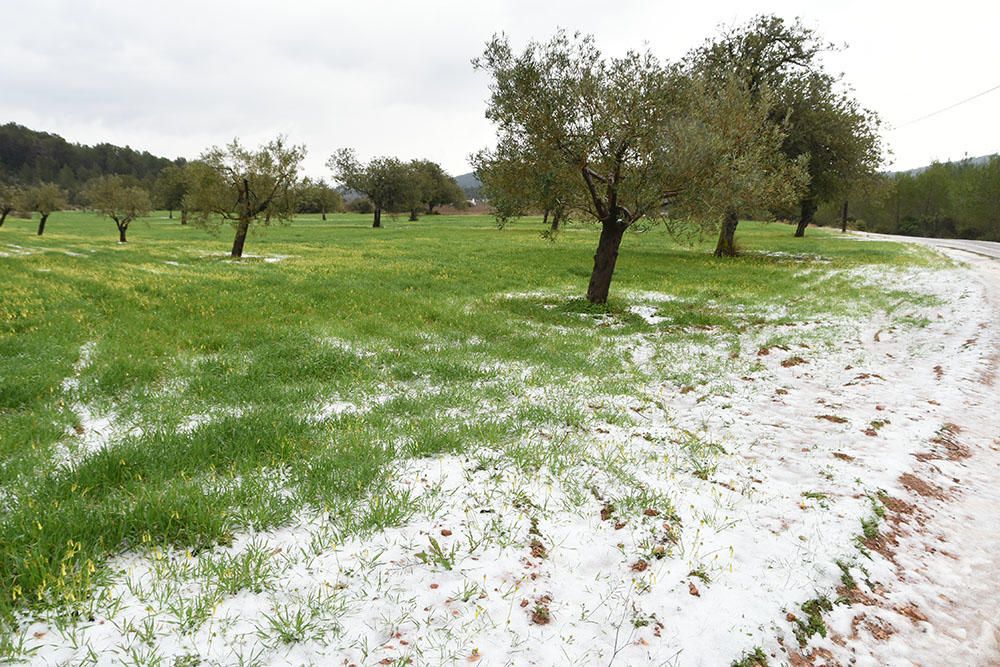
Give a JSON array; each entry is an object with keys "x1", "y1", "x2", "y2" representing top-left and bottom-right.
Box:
[
  {"x1": 297, "y1": 178, "x2": 343, "y2": 220},
  {"x1": 473, "y1": 32, "x2": 684, "y2": 304},
  {"x1": 154, "y1": 163, "x2": 191, "y2": 223},
  {"x1": 0, "y1": 182, "x2": 21, "y2": 227},
  {"x1": 689, "y1": 15, "x2": 883, "y2": 238},
  {"x1": 185, "y1": 137, "x2": 305, "y2": 258},
  {"x1": 328, "y1": 150, "x2": 416, "y2": 228},
  {"x1": 409, "y1": 160, "x2": 465, "y2": 218},
  {"x1": 19, "y1": 183, "x2": 68, "y2": 236},
  {"x1": 667, "y1": 75, "x2": 808, "y2": 256},
  {"x1": 474, "y1": 142, "x2": 575, "y2": 236},
  {"x1": 84, "y1": 176, "x2": 152, "y2": 243}
]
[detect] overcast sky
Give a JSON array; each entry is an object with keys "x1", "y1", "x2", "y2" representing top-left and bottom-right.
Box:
[{"x1": 3, "y1": 1, "x2": 998, "y2": 178}]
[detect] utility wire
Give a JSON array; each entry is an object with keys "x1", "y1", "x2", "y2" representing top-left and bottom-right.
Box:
[{"x1": 895, "y1": 81, "x2": 1000, "y2": 129}]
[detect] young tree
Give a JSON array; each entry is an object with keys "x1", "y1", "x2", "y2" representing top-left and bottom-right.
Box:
[
  {"x1": 328, "y1": 150, "x2": 416, "y2": 228},
  {"x1": 154, "y1": 163, "x2": 191, "y2": 223},
  {"x1": 20, "y1": 183, "x2": 68, "y2": 236},
  {"x1": 185, "y1": 137, "x2": 305, "y2": 258},
  {"x1": 688, "y1": 15, "x2": 883, "y2": 239},
  {"x1": 473, "y1": 32, "x2": 684, "y2": 304},
  {"x1": 84, "y1": 175, "x2": 152, "y2": 243}
]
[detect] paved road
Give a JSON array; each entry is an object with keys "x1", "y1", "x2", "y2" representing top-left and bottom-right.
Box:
[{"x1": 858, "y1": 232, "x2": 1000, "y2": 260}]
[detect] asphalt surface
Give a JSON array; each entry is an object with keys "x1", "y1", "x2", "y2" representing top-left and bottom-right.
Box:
[{"x1": 858, "y1": 232, "x2": 1000, "y2": 260}]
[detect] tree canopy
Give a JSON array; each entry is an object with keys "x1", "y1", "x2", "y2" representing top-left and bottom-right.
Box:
[
  {"x1": 688, "y1": 15, "x2": 884, "y2": 237},
  {"x1": 84, "y1": 175, "x2": 152, "y2": 243},
  {"x1": 19, "y1": 182, "x2": 67, "y2": 236},
  {"x1": 408, "y1": 160, "x2": 465, "y2": 216},
  {"x1": 665, "y1": 75, "x2": 808, "y2": 256},
  {"x1": 0, "y1": 181, "x2": 21, "y2": 226},
  {"x1": 473, "y1": 31, "x2": 685, "y2": 303},
  {"x1": 185, "y1": 137, "x2": 305, "y2": 258},
  {"x1": 296, "y1": 178, "x2": 343, "y2": 219},
  {"x1": 328, "y1": 149, "x2": 416, "y2": 228}
]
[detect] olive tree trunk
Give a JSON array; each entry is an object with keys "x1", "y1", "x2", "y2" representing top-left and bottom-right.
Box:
[
  {"x1": 586, "y1": 221, "x2": 626, "y2": 305},
  {"x1": 0, "y1": 209, "x2": 9, "y2": 226},
  {"x1": 181, "y1": 209, "x2": 189, "y2": 225},
  {"x1": 551, "y1": 210, "x2": 562, "y2": 233},
  {"x1": 36, "y1": 214, "x2": 49, "y2": 236},
  {"x1": 795, "y1": 200, "x2": 816, "y2": 237},
  {"x1": 118, "y1": 223, "x2": 128, "y2": 243},
  {"x1": 373, "y1": 208, "x2": 382, "y2": 228},
  {"x1": 714, "y1": 209, "x2": 739, "y2": 257},
  {"x1": 231, "y1": 217, "x2": 250, "y2": 257}
]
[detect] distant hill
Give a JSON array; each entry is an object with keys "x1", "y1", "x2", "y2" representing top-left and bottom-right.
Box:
[
  {"x1": 896, "y1": 154, "x2": 997, "y2": 176},
  {"x1": 0, "y1": 122, "x2": 182, "y2": 201},
  {"x1": 454, "y1": 171, "x2": 482, "y2": 198}
]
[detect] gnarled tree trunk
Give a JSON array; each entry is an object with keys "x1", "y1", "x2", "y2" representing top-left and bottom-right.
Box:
[
  {"x1": 551, "y1": 210, "x2": 562, "y2": 233},
  {"x1": 0, "y1": 209, "x2": 9, "y2": 226},
  {"x1": 181, "y1": 209, "x2": 189, "y2": 225},
  {"x1": 795, "y1": 200, "x2": 816, "y2": 237},
  {"x1": 586, "y1": 221, "x2": 626, "y2": 305},
  {"x1": 118, "y1": 223, "x2": 128, "y2": 243},
  {"x1": 321, "y1": 210, "x2": 327, "y2": 221},
  {"x1": 409, "y1": 209, "x2": 418, "y2": 221},
  {"x1": 231, "y1": 217, "x2": 250, "y2": 257},
  {"x1": 37, "y1": 214, "x2": 49, "y2": 236},
  {"x1": 373, "y1": 208, "x2": 382, "y2": 228},
  {"x1": 840, "y1": 199, "x2": 849, "y2": 233},
  {"x1": 714, "y1": 209, "x2": 739, "y2": 257}
]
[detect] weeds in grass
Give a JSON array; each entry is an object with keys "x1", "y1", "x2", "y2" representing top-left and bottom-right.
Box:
[
  {"x1": 415, "y1": 536, "x2": 457, "y2": 571},
  {"x1": 731, "y1": 646, "x2": 768, "y2": 666},
  {"x1": 793, "y1": 596, "x2": 834, "y2": 645}
]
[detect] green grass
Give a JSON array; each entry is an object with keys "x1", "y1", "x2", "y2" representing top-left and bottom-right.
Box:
[{"x1": 0, "y1": 210, "x2": 939, "y2": 632}]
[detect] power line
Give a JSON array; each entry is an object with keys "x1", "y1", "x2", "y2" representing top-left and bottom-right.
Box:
[{"x1": 894, "y1": 81, "x2": 1000, "y2": 129}]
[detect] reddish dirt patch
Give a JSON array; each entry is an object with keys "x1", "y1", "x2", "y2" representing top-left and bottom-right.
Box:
[
  {"x1": 530, "y1": 595, "x2": 552, "y2": 625},
  {"x1": 786, "y1": 646, "x2": 837, "y2": 666},
  {"x1": 782, "y1": 356, "x2": 807, "y2": 368},
  {"x1": 832, "y1": 452, "x2": 855, "y2": 462},
  {"x1": 837, "y1": 584, "x2": 880, "y2": 607},
  {"x1": 863, "y1": 615, "x2": 896, "y2": 641},
  {"x1": 899, "y1": 473, "x2": 948, "y2": 500},
  {"x1": 817, "y1": 414, "x2": 849, "y2": 424},
  {"x1": 529, "y1": 539, "x2": 547, "y2": 559},
  {"x1": 928, "y1": 423, "x2": 971, "y2": 460},
  {"x1": 895, "y1": 603, "x2": 929, "y2": 623},
  {"x1": 631, "y1": 559, "x2": 649, "y2": 572},
  {"x1": 757, "y1": 347, "x2": 771, "y2": 356}
]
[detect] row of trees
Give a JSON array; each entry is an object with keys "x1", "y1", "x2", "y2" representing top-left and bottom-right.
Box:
[
  {"x1": 473, "y1": 16, "x2": 884, "y2": 302},
  {"x1": 813, "y1": 156, "x2": 1000, "y2": 240},
  {"x1": 0, "y1": 178, "x2": 150, "y2": 240},
  {"x1": 0, "y1": 143, "x2": 467, "y2": 251},
  {"x1": 327, "y1": 151, "x2": 466, "y2": 227}
]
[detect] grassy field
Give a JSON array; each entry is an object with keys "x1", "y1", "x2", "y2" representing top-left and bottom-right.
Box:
[{"x1": 0, "y1": 211, "x2": 939, "y2": 658}]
